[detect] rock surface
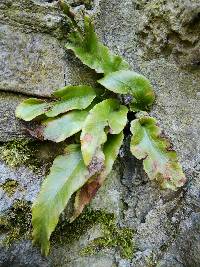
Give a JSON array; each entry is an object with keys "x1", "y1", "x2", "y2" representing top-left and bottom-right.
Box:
[
  {"x1": 0, "y1": 0, "x2": 200, "y2": 267},
  {"x1": 137, "y1": 0, "x2": 200, "y2": 68},
  {"x1": 0, "y1": 93, "x2": 27, "y2": 142}
]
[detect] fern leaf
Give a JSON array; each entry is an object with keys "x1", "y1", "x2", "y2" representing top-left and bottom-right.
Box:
[
  {"x1": 15, "y1": 85, "x2": 96, "y2": 121},
  {"x1": 130, "y1": 113, "x2": 186, "y2": 190},
  {"x1": 81, "y1": 99, "x2": 128, "y2": 166},
  {"x1": 66, "y1": 16, "x2": 129, "y2": 74},
  {"x1": 98, "y1": 70, "x2": 155, "y2": 111},
  {"x1": 32, "y1": 144, "x2": 91, "y2": 255},
  {"x1": 46, "y1": 85, "x2": 96, "y2": 117},
  {"x1": 71, "y1": 132, "x2": 124, "y2": 221},
  {"x1": 15, "y1": 98, "x2": 50, "y2": 121},
  {"x1": 42, "y1": 110, "x2": 88, "y2": 142}
]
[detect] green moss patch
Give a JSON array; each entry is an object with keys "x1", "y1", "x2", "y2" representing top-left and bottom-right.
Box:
[
  {"x1": 52, "y1": 208, "x2": 135, "y2": 259},
  {"x1": 0, "y1": 139, "x2": 40, "y2": 169},
  {"x1": 0, "y1": 200, "x2": 32, "y2": 246},
  {"x1": 0, "y1": 139, "x2": 65, "y2": 173},
  {"x1": 1, "y1": 180, "x2": 20, "y2": 197},
  {"x1": 0, "y1": 203, "x2": 134, "y2": 259}
]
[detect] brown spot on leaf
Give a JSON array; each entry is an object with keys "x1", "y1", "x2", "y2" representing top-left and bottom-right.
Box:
[
  {"x1": 152, "y1": 160, "x2": 158, "y2": 172},
  {"x1": 88, "y1": 155, "x2": 104, "y2": 176},
  {"x1": 109, "y1": 128, "x2": 114, "y2": 134},
  {"x1": 178, "y1": 177, "x2": 187, "y2": 185},
  {"x1": 81, "y1": 133, "x2": 93, "y2": 144},
  {"x1": 164, "y1": 175, "x2": 171, "y2": 181},
  {"x1": 70, "y1": 177, "x2": 101, "y2": 222},
  {"x1": 26, "y1": 127, "x2": 44, "y2": 140}
]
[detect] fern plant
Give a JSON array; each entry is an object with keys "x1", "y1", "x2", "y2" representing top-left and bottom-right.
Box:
[{"x1": 15, "y1": 2, "x2": 186, "y2": 256}]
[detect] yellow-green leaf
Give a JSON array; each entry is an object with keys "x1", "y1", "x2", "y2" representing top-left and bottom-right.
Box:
[
  {"x1": 130, "y1": 113, "x2": 186, "y2": 190},
  {"x1": 15, "y1": 98, "x2": 50, "y2": 121},
  {"x1": 102, "y1": 132, "x2": 124, "y2": 176},
  {"x1": 71, "y1": 132, "x2": 124, "y2": 221},
  {"x1": 81, "y1": 99, "x2": 128, "y2": 166},
  {"x1": 42, "y1": 110, "x2": 88, "y2": 142},
  {"x1": 98, "y1": 70, "x2": 155, "y2": 111},
  {"x1": 32, "y1": 144, "x2": 91, "y2": 255},
  {"x1": 45, "y1": 85, "x2": 96, "y2": 117},
  {"x1": 66, "y1": 16, "x2": 129, "y2": 75}
]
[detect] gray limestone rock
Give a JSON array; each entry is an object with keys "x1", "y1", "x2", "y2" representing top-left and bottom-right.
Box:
[
  {"x1": 0, "y1": 23, "x2": 66, "y2": 97},
  {"x1": 0, "y1": 92, "x2": 28, "y2": 142},
  {"x1": 137, "y1": 0, "x2": 200, "y2": 68},
  {"x1": 0, "y1": 0, "x2": 97, "y2": 98}
]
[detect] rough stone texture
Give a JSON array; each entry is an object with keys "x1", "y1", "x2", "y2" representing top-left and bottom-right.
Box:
[
  {"x1": 0, "y1": 0, "x2": 66, "y2": 97},
  {"x1": 0, "y1": 161, "x2": 43, "y2": 212},
  {"x1": 137, "y1": 0, "x2": 200, "y2": 68},
  {"x1": 0, "y1": 92, "x2": 29, "y2": 141},
  {"x1": 0, "y1": 0, "x2": 200, "y2": 267},
  {"x1": 0, "y1": 0, "x2": 96, "y2": 97},
  {"x1": 0, "y1": 23, "x2": 66, "y2": 97}
]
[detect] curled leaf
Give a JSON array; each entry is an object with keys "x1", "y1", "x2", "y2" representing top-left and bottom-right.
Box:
[
  {"x1": 32, "y1": 144, "x2": 92, "y2": 255},
  {"x1": 15, "y1": 98, "x2": 50, "y2": 121},
  {"x1": 81, "y1": 99, "x2": 128, "y2": 165},
  {"x1": 98, "y1": 70, "x2": 155, "y2": 111},
  {"x1": 45, "y1": 85, "x2": 96, "y2": 117},
  {"x1": 71, "y1": 132, "x2": 124, "y2": 221},
  {"x1": 130, "y1": 113, "x2": 186, "y2": 190},
  {"x1": 66, "y1": 16, "x2": 129, "y2": 74},
  {"x1": 42, "y1": 110, "x2": 88, "y2": 142}
]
